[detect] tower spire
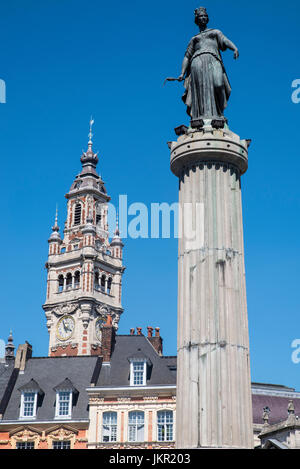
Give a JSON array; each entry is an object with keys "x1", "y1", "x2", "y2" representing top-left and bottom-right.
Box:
[
  {"x1": 48, "y1": 206, "x2": 61, "y2": 242},
  {"x1": 80, "y1": 117, "x2": 98, "y2": 168},
  {"x1": 5, "y1": 330, "x2": 15, "y2": 361}
]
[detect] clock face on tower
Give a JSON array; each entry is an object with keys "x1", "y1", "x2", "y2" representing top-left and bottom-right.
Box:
[
  {"x1": 56, "y1": 315, "x2": 75, "y2": 341},
  {"x1": 95, "y1": 318, "x2": 105, "y2": 341}
]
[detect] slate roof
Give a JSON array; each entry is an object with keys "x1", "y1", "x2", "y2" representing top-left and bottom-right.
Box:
[
  {"x1": 95, "y1": 335, "x2": 176, "y2": 387},
  {"x1": 252, "y1": 393, "x2": 300, "y2": 425},
  {"x1": 2, "y1": 356, "x2": 101, "y2": 422},
  {"x1": 0, "y1": 361, "x2": 15, "y2": 404},
  {"x1": 251, "y1": 383, "x2": 300, "y2": 425}
]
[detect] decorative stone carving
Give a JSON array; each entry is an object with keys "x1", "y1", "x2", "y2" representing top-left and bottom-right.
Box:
[{"x1": 52, "y1": 303, "x2": 78, "y2": 317}]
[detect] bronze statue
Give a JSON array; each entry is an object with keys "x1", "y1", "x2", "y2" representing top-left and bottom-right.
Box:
[{"x1": 168, "y1": 7, "x2": 239, "y2": 129}]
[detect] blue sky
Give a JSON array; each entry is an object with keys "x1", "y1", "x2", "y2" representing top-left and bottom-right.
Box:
[{"x1": 0, "y1": 0, "x2": 300, "y2": 389}]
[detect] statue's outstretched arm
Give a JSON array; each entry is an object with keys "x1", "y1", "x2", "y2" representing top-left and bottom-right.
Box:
[{"x1": 222, "y1": 35, "x2": 239, "y2": 59}]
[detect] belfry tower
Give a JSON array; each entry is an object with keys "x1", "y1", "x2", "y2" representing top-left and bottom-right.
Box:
[{"x1": 43, "y1": 121, "x2": 125, "y2": 357}]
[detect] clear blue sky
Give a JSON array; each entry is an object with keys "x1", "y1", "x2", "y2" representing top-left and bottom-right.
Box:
[{"x1": 0, "y1": 0, "x2": 300, "y2": 389}]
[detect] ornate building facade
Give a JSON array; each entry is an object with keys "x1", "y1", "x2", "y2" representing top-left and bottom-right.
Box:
[
  {"x1": 0, "y1": 124, "x2": 299, "y2": 450},
  {"x1": 43, "y1": 122, "x2": 125, "y2": 357}
]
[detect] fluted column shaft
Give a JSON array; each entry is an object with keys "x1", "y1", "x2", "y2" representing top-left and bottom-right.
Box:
[{"x1": 170, "y1": 128, "x2": 253, "y2": 449}]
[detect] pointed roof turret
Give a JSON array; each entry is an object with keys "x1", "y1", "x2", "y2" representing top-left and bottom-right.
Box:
[
  {"x1": 80, "y1": 117, "x2": 99, "y2": 170},
  {"x1": 67, "y1": 119, "x2": 110, "y2": 201},
  {"x1": 5, "y1": 331, "x2": 15, "y2": 361},
  {"x1": 48, "y1": 207, "x2": 62, "y2": 243},
  {"x1": 110, "y1": 212, "x2": 124, "y2": 247}
]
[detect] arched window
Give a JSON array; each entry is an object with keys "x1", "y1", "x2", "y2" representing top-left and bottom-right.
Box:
[
  {"x1": 74, "y1": 203, "x2": 82, "y2": 226},
  {"x1": 128, "y1": 411, "x2": 144, "y2": 442},
  {"x1": 94, "y1": 271, "x2": 100, "y2": 291},
  {"x1": 74, "y1": 271, "x2": 80, "y2": 289},
  {"x1": 58, "y1": 275, "x2": 64, "y2": 293},
  {"x1": 66, "y1": 273, "x2": 72, "y2": 290},
  {"x1": 102, "y1": 412, "x2": 117, "y2": 442},
  {"x1": 157, "y1": 410, "x2": 173, "y2": 442},
  {"x1": 107, "y1": 277, "x2": 112, "y2": 295},
  {"x1": 96, "y1": 203, "x2": 103, "y2": 226},
  {"x1": 101, "y1": 274, "x2": 106, "y2": 292}
]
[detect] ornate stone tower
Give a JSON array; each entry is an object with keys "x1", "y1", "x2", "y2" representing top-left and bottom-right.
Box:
[
  {"x1": 43, "y1": 121, "x2": 125, "y2": 357},
  {"x1": 169, "y1": 124, "x2": 253, "y2": 448}
]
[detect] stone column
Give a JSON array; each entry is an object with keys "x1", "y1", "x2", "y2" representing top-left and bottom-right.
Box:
[{"x1": 170, "y1": 125, "x2": 253, "y2": 449}]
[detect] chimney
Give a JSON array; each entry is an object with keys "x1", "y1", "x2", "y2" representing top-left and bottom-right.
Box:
[
  {"x1": 15, "y1": 342, "x2": 33, "y2": 371},
  {"x1": 101, "y1": 315, "x2": 115, "y2": 362},
  {"x1": 136, "y1": 327, "x2": 142, "y2": 336},
  {"x1": 148, "y1": 327, "x2": 163, "y2": 356},
  {"x1": 130, "y1": 328, "x2": 135, "y2": 335}
]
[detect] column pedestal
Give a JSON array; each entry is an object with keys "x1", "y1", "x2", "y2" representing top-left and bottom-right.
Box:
[{"x1": 170, "y1": 125, "x2": 253, "y2": 449}]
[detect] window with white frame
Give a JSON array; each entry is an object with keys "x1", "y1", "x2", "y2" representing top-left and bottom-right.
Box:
[
  {"x1": 52, "y1": 440, "x2": 71, "y2": 449},
  {"x1": 16, "y1": 441, "x2": 35, "y2": 449},
  {"x1": 130, "y1": 360, "x2": 147, "y2": 386},
  {"x1": 55, "y1": 391, "x2": 72, "y2": 419},
  {"x1": 102, "y1": 411, "x2": 117, "y2": 442},
  {"x1": 128, "y1": 411, "x2": 144, "y2": 442},
  {"x1": 157, "y1": 410, "x2": 174, "y2": 441},
  {"x1": 20, "y1": 392, "x2": 38, "y2": 419}
]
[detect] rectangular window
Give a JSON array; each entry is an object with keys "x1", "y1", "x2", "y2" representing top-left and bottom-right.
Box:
[
  {"x1": 16, "y1": 441, "x2": 35, "y2": 449},
  {"x1": 102, "y1": 412, "x2": 117, "y2": 442},
  {"x1": 52, "y1": 441, "x2": 71, "y2": 449},
  {"x1": 128, "y1": 411, "x2": 144, "y2": 442},
  {"x1": 157, "y1": 411, "x2": 173, "y2": 441},
  {"x1": 56, "y1": 391, "x2": 72, "y2": 418},
  {"x1": 20, "y1": 392, "x2": 37, "y2": 419},
  {"x1": 130, "y1": 361, "x2": 146, "y2": 386}
]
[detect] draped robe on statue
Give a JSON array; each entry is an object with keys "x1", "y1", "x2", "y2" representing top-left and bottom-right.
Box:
[{"x1": 182, "y1": 29, "x2": 232, "y2": 121}]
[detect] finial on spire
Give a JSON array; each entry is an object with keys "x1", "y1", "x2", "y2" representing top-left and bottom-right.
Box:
[
  {"x1": 49, "y1": 206, "x2": 62, "y2": 243},
  {"x1": 115, "y1": 209, "x2": 120, "y2": 236},
  {"x1": 52, "y1": 205, "x2": 59, "y2": 232},
  {"x1": 89, "y1": 117, "x2": 94, "y2": 146},
  {"x1": 80, "y1": 118, "x2": 99, "y2": 168}
]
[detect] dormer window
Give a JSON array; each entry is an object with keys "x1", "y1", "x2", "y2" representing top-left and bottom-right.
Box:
[
  {"x1": 128, "y1": 351, "x2": 152, "y2": 386},
  {"x1": 54, "y1": 378, "x2": 78, "y2": 420},
  {"x1": 21, "y1": 392, "x2": 37, "y2": 419},
  {"x1": 56, "y1": 391, "x2": 72, "y2": 418},
  {"x1": 131, "y1": 361, "x2": 146, "y2": 386},
  {"x1": 18, "y1": 379, "x2": 44, "y2": 420}
]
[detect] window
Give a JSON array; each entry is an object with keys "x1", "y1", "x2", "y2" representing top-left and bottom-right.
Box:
[
  {"x1": 102, "y1": 412, "x2": 117, "y2": 442},
  {"x1": 128, "y1": 411, "x2": 144, "y2": 442},
  {"x1": 101, "y1": 274, "x2": 106, "y2": 292},
  {"x1": 66, "y1": 273, "x2": 72, "y2": 290},
  {"x1": 20, "y1": 392, "x2": 37, "y2": 419},
  {"x1": 94, "y1": 271, "x2": 100, "y2": 290},
  {"x1": 60, "y1": 247, "x2": 66, "y2": 254},
  {"x1": 130, "y1": 361, "x2": 146, "y2": 386},
  {"x1": 58, "y1": 275, "x2": 64, "y2": 293},
  {"x1": 52, "y1": 441, "x2": 71, "y2": 449},
  {"x1": 16, "y1": 441, "x2": 35, "y2": 449},
  {"x1": 107, "y1": 277, "x2": 112, "y2": 295},
  {"x1": 74, "y1": 203, "x2": 82, "y2": 226},
  {"x1": 55, "y1": 391, "x2": 72, "y2": 418},
  {"x1": 157, "y1": 411, "x2": 173, "y2": 441},
  {"x1": 73, "y1": 244, "x2": 79, "y2": 250},
  {"x1": 74, "y1": 271, "x2": 80, "y2": 289}
]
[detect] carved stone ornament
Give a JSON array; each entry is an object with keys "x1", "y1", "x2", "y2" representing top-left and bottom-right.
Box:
[
  {"x1": 95, "y1": 304, "x2": 110, "y2": 317},
  {"x1": 111, "y1": 313, "x2": 120, "y2": 330},
  {"x1": 52, "y1": 303, "x2": 78, "y2": 317}
]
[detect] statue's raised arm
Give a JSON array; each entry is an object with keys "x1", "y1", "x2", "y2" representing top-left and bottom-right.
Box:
[{"x1": 176, "y1": 7, "x2": 239, "y2": 129}]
